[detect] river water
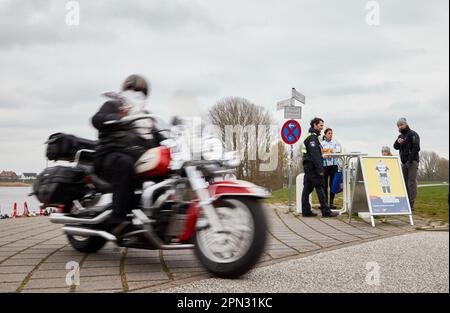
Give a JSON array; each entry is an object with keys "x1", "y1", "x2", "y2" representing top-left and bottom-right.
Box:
[{"x1": 0, "y1": 186, "x2": 41, "y2": 216}]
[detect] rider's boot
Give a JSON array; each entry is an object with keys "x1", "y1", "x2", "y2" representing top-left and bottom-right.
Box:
[{"x1": 106, "y1": 215, "x2": 134, "y2": 238}]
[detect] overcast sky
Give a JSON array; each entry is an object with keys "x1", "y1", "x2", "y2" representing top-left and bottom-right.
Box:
[{"x1": 0, "y1": 0, "x2": 448, "y2": 173}]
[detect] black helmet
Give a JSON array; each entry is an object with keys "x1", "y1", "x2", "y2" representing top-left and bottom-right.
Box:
[{"x1": 122, "y1": 74, "x2": 149, "y2": 96}]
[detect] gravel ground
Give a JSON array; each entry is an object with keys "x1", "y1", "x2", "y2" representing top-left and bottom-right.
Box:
[{"x1": 161, "y1": 232, "x2": 449, "y2": 293}]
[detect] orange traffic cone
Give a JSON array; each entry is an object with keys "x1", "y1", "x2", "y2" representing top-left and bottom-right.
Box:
[{"x1": 23, "y1": 202, "x2": 29, "y2": 217}]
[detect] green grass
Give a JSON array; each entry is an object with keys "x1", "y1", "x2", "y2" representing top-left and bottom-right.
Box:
[
  {"x1": 268, "y1": 187, "x2": 343, "y2": 204},
  {"x1": 267, "y1": 188, "x2": 296, "y2": 204},
  {"x1": 266, "y1": 185, "x2": 449, "y2": 223},
  {"x1": 415, "y1": 186, "x2": 449, "y2": 223}
]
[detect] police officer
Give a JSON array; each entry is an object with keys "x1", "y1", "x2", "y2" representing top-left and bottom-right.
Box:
[{"x1": 301, "y1": 117, "x2": 338, "y2": 218}]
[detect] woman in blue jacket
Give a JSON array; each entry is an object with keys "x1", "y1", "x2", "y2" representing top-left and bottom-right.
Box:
[{"x1": 321, "y1": 128, "x2": 341, "y2": 209}]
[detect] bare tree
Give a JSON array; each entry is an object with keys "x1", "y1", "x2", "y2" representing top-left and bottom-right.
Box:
[
  {"x1": 208, "y1": 96, "x2": 277, "y2": 187},
  {"x1": 265, "y1": 140, "x2": 289, "y2": 190},
  {"x1": 418, "y1": 151, "x2": 449, "y2": 181},
  {"x1": 436, "y1": 157, "x2": 449, "y2": 181}
]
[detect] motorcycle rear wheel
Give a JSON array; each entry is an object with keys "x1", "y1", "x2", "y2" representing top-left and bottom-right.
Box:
[{"x1": 67, "y1": 234, "x2": 107, "y2": 253}]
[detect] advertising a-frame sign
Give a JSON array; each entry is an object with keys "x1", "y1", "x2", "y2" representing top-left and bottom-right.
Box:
[{"x1": 351, "y1": 156, "x2": 414, "y2": 227}]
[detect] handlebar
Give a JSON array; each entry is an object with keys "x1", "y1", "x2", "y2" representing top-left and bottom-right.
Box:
[{"x1": 104, "y1": 114, "x2": 155, "y2": 127}]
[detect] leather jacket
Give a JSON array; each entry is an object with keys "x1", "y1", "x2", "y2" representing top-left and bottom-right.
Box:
[{"x1": 91, "y1": 100, "x2": 165, "y2": 161}]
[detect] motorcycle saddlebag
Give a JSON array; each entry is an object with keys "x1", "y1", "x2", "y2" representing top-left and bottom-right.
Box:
[
  {"x1": 33, "y1": 166, "x2": 86, "y2": 205},
  {"x1": 45, "y1": 133, "x2": 97, "y2": 162}
]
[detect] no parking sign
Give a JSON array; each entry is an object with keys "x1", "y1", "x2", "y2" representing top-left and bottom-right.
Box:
[{"x1": 281, "y1": 120, "x2": 302, "y2": 145}]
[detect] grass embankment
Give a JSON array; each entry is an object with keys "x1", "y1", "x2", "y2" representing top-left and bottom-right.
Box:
[
  {"x1": 266, "y1": 185, "x2": 449, "y2": 223},
  {"x1": 267, "y1": 187, "x2": 344, "y2": 206},
  {"x1": 414, "y1": 186, "x2": 449, "y2": 223},
  {"x1": 0, "y1": 182, "x2": 32, "y2": 187}
]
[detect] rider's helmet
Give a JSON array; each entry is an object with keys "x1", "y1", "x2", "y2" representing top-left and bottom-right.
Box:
[{"x1": 122, "y1": 74, "x2": 150, "y2": 97}]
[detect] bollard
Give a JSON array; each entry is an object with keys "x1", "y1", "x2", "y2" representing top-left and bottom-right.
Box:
[
  {"x1": 23, "y1": 202, "x2": 29, "y2": 217},
  {"x1": 296, "y1": 173, "x2": 312, "y2": 214},
  {"x1": 13, "y1": 202, "x2": 18, "y2": 218}
]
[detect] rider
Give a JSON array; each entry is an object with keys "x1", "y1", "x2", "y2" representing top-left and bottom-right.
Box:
[{"x1": 91, "y1": 74, "x2": 165, "y2": 235}]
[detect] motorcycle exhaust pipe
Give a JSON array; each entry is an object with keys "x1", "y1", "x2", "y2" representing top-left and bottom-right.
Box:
[
  {"x1": 63, "y1": 226, "x2": 117, "y2": 241},
  {"x1": 49, "y1": 210, "x2": 112, "y2": 225},
  {"x1": 160, "y1": 244, "x2": 194, "y2": 250}
]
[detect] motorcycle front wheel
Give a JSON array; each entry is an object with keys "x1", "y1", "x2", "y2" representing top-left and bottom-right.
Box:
[{"x1": 193, "y1": 197, "x2": 267, "y2": 279}]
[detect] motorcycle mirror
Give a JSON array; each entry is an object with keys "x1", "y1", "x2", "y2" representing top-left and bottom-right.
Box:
[
  {"x1": 171, "y1": 116, "x2": 183, "y2": 126},
  {"x1": 102, "y1": 91, "x2": 124, "y2": 101},
  {"x1": 103, "y1": 120, "x2": 118, "y2": 126}
]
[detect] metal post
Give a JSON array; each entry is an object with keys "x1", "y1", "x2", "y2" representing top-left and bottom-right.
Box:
[
  {"x1": 346, "y1": 157, "x2": 354, "y2": 223},
  {"x1": 288, "y1": 145, "x2": 293, "y2": 208},
  {"x1": 296, "y1": 173, "x2": 312, "y2": 214},
  {"x1": 296, "y1": 173, "x2": 303, "y2": 214},
  {"x1": 370, "y1": 216, "x2": 376, "y2": 227},
  {"x1": 342, "y1": 159, "x2": 347, "y2": 212}
]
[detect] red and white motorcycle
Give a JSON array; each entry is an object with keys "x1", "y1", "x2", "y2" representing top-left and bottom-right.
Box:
[{"x1": 34, "y1": 114, "x2": 269, "y2": 278}]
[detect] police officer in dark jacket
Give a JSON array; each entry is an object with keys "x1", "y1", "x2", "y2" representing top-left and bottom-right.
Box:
[
  {"x1": 393, "y1": 117, "x2": 420, "y2": 210},
  {"x1": 91, "y1": 74, "x2": 165, "y2": 234},
  {"x1": 301, "y1": 117, "x2": 338, "y2": 218}
]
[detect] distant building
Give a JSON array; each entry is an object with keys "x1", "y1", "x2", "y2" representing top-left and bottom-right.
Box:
[
  {"x1": 22, "y1": 173, "x2": 38, "y2": 180},
  {"x1": 0, "y1": 171, "x2": 19, "y2": 180}
]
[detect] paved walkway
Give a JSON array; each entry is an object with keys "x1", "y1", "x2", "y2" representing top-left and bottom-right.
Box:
[
  {"x1": 0, "y1": 205, "x2": 437, "y2": 293},
  {"x1": 162, "y1": 232, "x2": 449, "y2": 293}
]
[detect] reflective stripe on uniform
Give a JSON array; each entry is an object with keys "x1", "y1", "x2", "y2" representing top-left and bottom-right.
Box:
[{"x1": 302, "y1": 132, "x2": 317, "y2": 154}]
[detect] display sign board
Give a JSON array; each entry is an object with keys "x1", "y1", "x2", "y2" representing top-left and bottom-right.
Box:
[
  {"x1": 284, "y1": 106, "x2": 302, "y2": 119},
  {"x1": 291, "y1": 88, "x2": 305, "y2": 104},
  {"x1": 351, "y1": 156, "x2": 413, "y2": 227},
  {"x1": 277, "y1": 98, "x2": 295, "y2": 111}
]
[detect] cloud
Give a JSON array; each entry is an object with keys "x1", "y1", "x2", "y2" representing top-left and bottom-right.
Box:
[
  {"x1": 0, "y1": 0, "x2": 448, "y2": 173},
  {"x1": 0, "y1": 0, "x2": 221, "y2": 50},
  {"x1": 100, "y1": 0, "x2": 221, "y2": 33},
  {"x1": 0, "y1": 1, "x2": 115, "y2": 49},
  {"x1": 320, "y1": 81, "x2": 407, "y2": 97}
]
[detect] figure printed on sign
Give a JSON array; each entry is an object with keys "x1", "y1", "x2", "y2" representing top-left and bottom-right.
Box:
[{"x1": 375, "y1": 160, "x2": 391, "y2": 194}]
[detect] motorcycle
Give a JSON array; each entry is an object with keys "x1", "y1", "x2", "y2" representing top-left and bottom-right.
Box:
[{"x1": 33, "y1": 114, "x2": 269, "y2": 278}]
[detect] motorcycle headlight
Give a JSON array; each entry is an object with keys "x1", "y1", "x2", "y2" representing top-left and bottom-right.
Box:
[
  {"x1": 223, "y1": 151, "x2": 241, "y2": 168},
  {"x1": 202, "y1": 137, "x2": 223, "y2": 160}
]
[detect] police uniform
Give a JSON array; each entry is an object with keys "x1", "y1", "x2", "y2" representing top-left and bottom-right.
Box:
[{"x1": 301, "y1": 128, "x2": 330, "y2": 215}]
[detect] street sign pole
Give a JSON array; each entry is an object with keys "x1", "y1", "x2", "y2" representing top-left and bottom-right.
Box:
[
  {"x1": 280, "y1": 119, "x2": 302, "y2": 210},
  {"x1": 288, "y1": 145, "x2": 294, "y2": 208},
  {"x1": 278, "y1": 88, "x2": 305, "y2": 211}
]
